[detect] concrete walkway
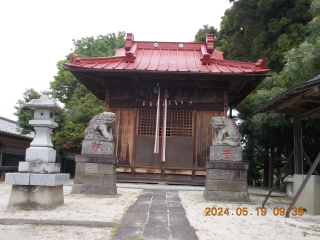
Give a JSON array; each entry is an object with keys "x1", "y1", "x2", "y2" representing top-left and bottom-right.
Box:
[{"x1": 113, "y1": 189, "x2": 198, "y2": 240}]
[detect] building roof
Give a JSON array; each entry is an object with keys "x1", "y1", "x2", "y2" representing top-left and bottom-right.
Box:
[
  {"x1": 66, "y1": 34, "x2": 271, "y2": 74},
  {"x1": 0, "y1": 116, "x2": 34, "y2": 140},
  {"x1": 256, "y1": 75, "x2": 320, "y2": 120},
  {"x1": 64, "y1": 33, "x2": 272, "y2": 106}
]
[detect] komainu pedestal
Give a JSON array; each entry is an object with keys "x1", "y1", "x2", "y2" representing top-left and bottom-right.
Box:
[
  {"x1": 204, "y1": 161, "x2": 249, "y2": 202},
  {"x1": 71, "y1": 112, "x2": 118, "y2": 195},
  {"x1": 204, "y1": 117, "x2": 249, "y2": 202}
]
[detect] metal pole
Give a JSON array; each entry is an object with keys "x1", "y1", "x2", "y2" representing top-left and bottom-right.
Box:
[
  {"x1": 262, "y1": 151, "x2": 294, "y2": 208},
  {"x1": 285, "y1": 152, "x2": 320, "y2": 218},
  {"x1": 303, "y1": 151, "x2": 319, "y2": 175}
]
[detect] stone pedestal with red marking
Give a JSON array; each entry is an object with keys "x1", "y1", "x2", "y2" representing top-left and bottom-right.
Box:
[
  {"x1": 71, "y1": 112, "x2": 118, "y2": 196},
  {"x1": 71, "y1": 154, "x2": 118, "y2": 195},
  {"x1": 204, "y1": 146, "x2": 249, "y2": 202},
  {"x1": 210, "y1": 145, "x2": 242, "y2": 161}
]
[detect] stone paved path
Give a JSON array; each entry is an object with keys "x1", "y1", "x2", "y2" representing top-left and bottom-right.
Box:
[{"x1": 113, "y1": 189, "x2": 198, "y2": 240}]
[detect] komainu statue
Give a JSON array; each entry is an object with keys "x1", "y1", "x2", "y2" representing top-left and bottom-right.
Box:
[
  {"x1": 211, "y1": 117, "x2": 242, "y2": 147},
  {"x1": 84, "y1": 112, "x2": 116, "y2": 141}
]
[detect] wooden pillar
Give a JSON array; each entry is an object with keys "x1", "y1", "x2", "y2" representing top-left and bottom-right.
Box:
[
  {"x1": 105, "y1": 84, "x2": 110, "y2": 112},
  {"x1": 224, "y1": 88, "x2": 228, "y2": 117},
  {"x1": 294, "y1": 104, "x2": 303, "y2": 174},
  {"x1": 229, "y1": 106, "x2": 233, "y2": 119}
]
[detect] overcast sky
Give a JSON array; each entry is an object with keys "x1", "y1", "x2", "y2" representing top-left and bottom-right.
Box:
[{"x1": 0, "y1": 0, "x2": 232, "y2": 121}]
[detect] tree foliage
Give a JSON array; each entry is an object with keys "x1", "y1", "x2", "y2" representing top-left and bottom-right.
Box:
[
  {"x1": 236, "y1": 0, "x2": 320, "y2": 186},
  {"x1": 216, "y1": 0, "x2": 313, "y2": 72},
  {"x1": 194, "y1": 24, "x2": 219, "y2": 44},
  {"x1": 14, "y1": 89, "x2": 67, "y2": 144},
  {"x1": 195, "y1": 0, "x2": 320, "y2": 186},
  {"x1": 49, "y1": 31, "x2": 126, "y2": 152},
  {"x1": 14, "y1": 89, "x2": 41, "y2": 134}
]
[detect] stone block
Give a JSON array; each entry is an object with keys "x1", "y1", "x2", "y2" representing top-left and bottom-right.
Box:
[
  {"x1": 26, "y1": 147, "x2": 56, "y2": 162},
  {"x1": 74, "y1": 173, "x2": 86, "y2": 184},
  {"x1": 210, "y1": 145, "x2": 242, "y2": 161},
  {"x1": 74, "y1": 173, "x2": 104, "y2": 185},
  {"x1": 206, "y1": 161, "x2": 249, "y2": 170},
  {"x1": 75, "y1": 155, "x2": 118, "y2": 164},
  {"x1": 239, "y1": 192, "x2": 250, "y2": 202},
  {"x1": 29, "y1": 173, "x2": 70, "y2": 186},
  {"x1": 217, "y1": 180, "x2": 248, "y2": 192},
  {"x1": 5, "y1": 173, "x2": 31, "y2": 185},
  {"x1": 239, "y1": 170, "x2": 247, "y2": 181},
  {"x1": 103, "y1": 174, "x2": 116, "y2": 185},
  {"x1": 85, "y1": 163, "x2": 99, "y2": 174},
  {"x1": 203, "y1": 190, "x2": 249, "y2": 202},
  {"x1": 206, "y1": 169, "x2": 225, "y2": 180},
  {"x1": 205, "y1": 180, "x2": 218, "y2": 191},
  {"x1": 70, "y1": 184, "x2": 82, "y2": 194},
  {"x1": 294, "y1": 174, "x2": 320, "y2": 215},
  {"x1": 225, "y1": 170, "x2": 240, "y2": 180},
  {"x1": 7, "y1": 185, "x2": 64, "y2": 210},
  {"x1": 71, "y1": 184, "x2": 117, "y2": 195},
  {"x1": 98, "y1": 164, "x2": 116, "y2": 175},
  {"x1": 81, "y1": 140, "x2": 114, "y2": 156},
  {"x1": 75, "y1": 162, "x2": 86, "y2": 173},
  {"x1": 18, "y1": 162, "x2": 60, "y2": 173}
]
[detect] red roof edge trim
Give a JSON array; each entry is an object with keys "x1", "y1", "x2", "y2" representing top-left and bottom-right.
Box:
[
  {"x1": 214, "y1": 63, "x2": 223, "y2": 73},
  {"x1": 155, "y1": 49, "x2": 162, "y2": 70},
  {"x1": 125, "y1": 33, "x2": 134, "y2": 51},
  {"x1": 145, "y1": 49, "x2": 153, "y2": 70},
  {"x1": 112, "y1": 60, "x2": 122, "y2": 69},
  {"x1": 193, "y1": 50, "x2": 201, "y2": 72},
  {"x1": 226, "y1": 65, "x2": 234, "y2": 73},
  {"x1": 206, "y1": 34, "x2": 214, "y2": 53},
  {"x1": 134, "y1": 49, "x2": 145, "y2": 70},
  {"x1": 185, "y1": 50, "x2": 190, "y2": 72}
]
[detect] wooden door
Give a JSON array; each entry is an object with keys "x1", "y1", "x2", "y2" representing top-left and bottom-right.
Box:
[
  {"x1": 196, "y1": 111, "x2": 224, "y2": 168},
  {"x1": 110, "y1": 108, "x2": 135, "y2": 165}
]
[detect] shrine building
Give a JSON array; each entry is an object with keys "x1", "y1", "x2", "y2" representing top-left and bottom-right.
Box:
[{"x1": 64, "y1": 33, "x2": 272, "y2": 185}]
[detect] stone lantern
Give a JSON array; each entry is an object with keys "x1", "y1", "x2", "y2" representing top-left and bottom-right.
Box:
[{"x1": 5, "y1": 90, "x2": 70, "y2": 210}]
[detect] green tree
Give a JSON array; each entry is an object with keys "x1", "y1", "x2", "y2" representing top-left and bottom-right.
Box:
[
  {"x1": 236, "y1": 0, "x2": 320, "y2": 186},
  {"x1": 49, "y1": 31, "x2": 126, "y2": 152},
  {"x1": 215, "y1": 0, "x2": 313, "y2": 72},
  {"x1": 14, "y1": 89, "x2": 41, "y2": 134},
  {"x1": 194, "y1": 24, "x2": 219, "y2": 44}
]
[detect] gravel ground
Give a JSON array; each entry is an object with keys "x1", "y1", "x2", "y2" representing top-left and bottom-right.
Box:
[
  {"x1": 179, "y1": 191, "x2": 320, "y2": 240},
  {"x1": 0, "y1": 182, "x2": 141, "y2": 240},
  {"x1": 1, "y1": 182, "x2": 320, "y2": 240}
]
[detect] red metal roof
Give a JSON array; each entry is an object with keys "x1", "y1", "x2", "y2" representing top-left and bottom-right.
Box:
[{"x1": 65, "y1": 34, "x2": 271, "y2": 74}]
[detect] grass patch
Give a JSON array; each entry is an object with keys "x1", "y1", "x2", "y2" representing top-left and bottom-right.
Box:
[
  {"x1": 109, "y1": 220, "x2": 121, "y2": 240},
  {"x1": 140, "y1": 223, "x2": 146, "y2": 231}
]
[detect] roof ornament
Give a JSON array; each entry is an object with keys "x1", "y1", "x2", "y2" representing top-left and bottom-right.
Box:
[
  {"x1": 154, "y1": 43, "x2": 158, "y2": 48},
  {"x1": 206, "y1": 34, "x2": 214, "y2": 53},
  {"x1": 255, "y1": 59, "x2": 267, "y2": 69},
  {"x1": 125, "y1": 33, "x2": 134, "y2": 51},
  {"x1": 70, "y1": 54, "x2": 80, "y2": 64},
  {"x1": 179, "y1": 43, "x2": 183, "y2": 48}
]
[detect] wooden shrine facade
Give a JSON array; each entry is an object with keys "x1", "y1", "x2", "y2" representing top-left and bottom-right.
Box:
[{"x1": 65, "y1": 33, "x2": 272, "y2": 184}]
